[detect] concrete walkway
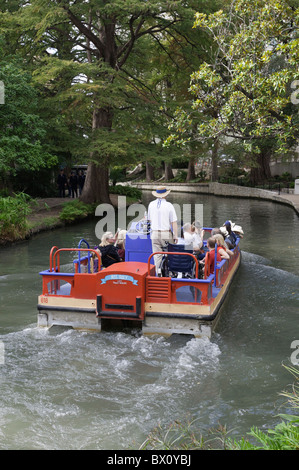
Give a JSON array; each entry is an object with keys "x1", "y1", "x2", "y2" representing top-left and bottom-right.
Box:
[{"x1": 272, "y1": 192, "x2": 299, "y2": 215}]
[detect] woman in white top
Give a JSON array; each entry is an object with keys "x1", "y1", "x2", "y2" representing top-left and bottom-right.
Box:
[{"x1": 183, "y1": 222, "x2": 203, "y2": 253}]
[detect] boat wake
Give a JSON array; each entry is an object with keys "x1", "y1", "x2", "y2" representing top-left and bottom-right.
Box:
[
  {"x1": 0, "y1": 325, "x2": 222, "y2": 449},
  {"x1": 241, "y1": 250, "x2": 299, "y2": 281},
  {"x1": 241, "y1": 250, "x2": 271, "y2": 266}
]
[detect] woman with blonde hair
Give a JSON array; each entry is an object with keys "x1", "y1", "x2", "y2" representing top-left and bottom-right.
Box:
[
  {"x1": 212, "y1": 233, "x2": 234, "y2": 257},
  {"x1": 97, "y1": 231, "x2": 121, "y2": 267},
  {"x1": 115, "y1": 229, "x2": 127, "y2": 262}
]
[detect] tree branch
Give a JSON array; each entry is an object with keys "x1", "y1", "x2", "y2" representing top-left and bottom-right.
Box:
[{"x1": 59, "y1": 3, "x2": 106, "y2": 57}]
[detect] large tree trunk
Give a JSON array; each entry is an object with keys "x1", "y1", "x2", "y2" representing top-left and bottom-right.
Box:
[
  {"x1": 164, "y1": 162, "x2": 174, "y2": 181},
  {"x1": 80, "y1": 107, "x2": 112, "y2": 204},
  {"x1": 146, "y1": 161, "x2": 154, "y2": 181},
  {"x1": 81, "y1": 163, "x2": 110, "y2": 204},
  {"x1": 186, "y1": 157, "x2": 196, "y2": 182},
  {"x1": 250, "y1": 148, "x2": 272, "y2": 185},
  {"x1": 80, "y1": 16, "x2": 116, "y2": 205}
]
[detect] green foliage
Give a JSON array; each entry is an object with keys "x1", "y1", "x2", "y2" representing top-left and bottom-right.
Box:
[
  {"x1": 0, "y1": 192, "x2": 32, "y2": 240},
  {"x1": 167, "y1": 0, "x2": 299, "y2": 159},
  {"x1": 110, "y1": 167, "x2": 126, "y2": 185},
  {"x1": 228, "y1": 417, "x2": 299, "y2": 450},
  {"x1": 0, "y1": 0, "x2": 220, "y2": 196},
  {"x1": 0, "y1": 58, "x2": 58, "y2": 178},
  {"x1": 59, "y1": 200, "x2": 95, "y2": 223},
  {"x1": 109, "y1": 185, "x2": 142, "y2": 200},
  {"x1": 139, "y1": 418, "x2": 207, "y2": 450},
  {"x1": 169, "y1": 169, "x2": 188, "y2": 182}
]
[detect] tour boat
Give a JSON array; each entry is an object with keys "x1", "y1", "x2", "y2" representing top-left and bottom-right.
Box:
[{"x1": 37, "y1": 223, "x2": 241, "y2": 338}]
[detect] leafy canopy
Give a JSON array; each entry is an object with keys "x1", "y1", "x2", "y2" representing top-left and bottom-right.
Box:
[
  {"x1": 0, "y1": 55, "x2": 57, "y2": 175},
  {"x1": 166, "y1": 0, "x2": 299, "y2": 156}
]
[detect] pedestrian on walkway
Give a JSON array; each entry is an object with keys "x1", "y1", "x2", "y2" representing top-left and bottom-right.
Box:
[
  {"x1": 69, "y1": 171, "x2": 78, "y2": 198},
  {"x1": 57, "y1": 169, "x2": 67, "y2": 198}
]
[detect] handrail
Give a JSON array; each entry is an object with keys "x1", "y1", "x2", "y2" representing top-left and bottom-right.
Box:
[
  {"x1": 49, "y1": 246, "x2": 59, "y2": 272},
  {"x1": 147, "y1": 251, "x2": 199, "y2": 278},
  {"x1": 51, "y1": 248, "x2": 101, "y2": 273},
  {"x1": 78, "y1": 239, "x2": 90, "y2": 249},
  {"x1": 214, "y1": 243, "x2": 218, "y2": 287},
  {"x1": 78, "y1": 239, "x2": 90, "y2": 273}
]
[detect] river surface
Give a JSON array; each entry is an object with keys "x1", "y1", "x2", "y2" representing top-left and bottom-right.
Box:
[{"x1": 0, "y1": 192, "x2": 298, "y2": 450}]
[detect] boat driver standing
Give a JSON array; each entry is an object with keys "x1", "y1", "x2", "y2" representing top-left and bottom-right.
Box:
[{"x1": 147, "y1": 186, "x2": 178, "y2": 275}]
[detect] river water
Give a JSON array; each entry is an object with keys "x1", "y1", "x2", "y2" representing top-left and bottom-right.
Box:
[{"x1": 0, "y1": 192, "x2": 298, "y2": 450}]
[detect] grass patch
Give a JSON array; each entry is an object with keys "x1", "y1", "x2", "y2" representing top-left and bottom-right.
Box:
[{"x1": 28, "y1": 216, "x2": 61, "y2": 232}]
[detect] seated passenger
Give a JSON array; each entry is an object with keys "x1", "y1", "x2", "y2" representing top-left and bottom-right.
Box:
[
  {"x1": 191, "y1": 220, "x2": 205, "y2": 259},
  {"x1": 115, "y1": 229, "x2": 127, "y2": 262},
  {"x1": 192, "y1": 220, "x2": 204, "y2": 242},
  {"x1": 182, "y1": 222, "x2": 193, "y2": 244},
  {"x1": 211, "y1": 227, "x2": 221, "y2": 236},
  {"x1": 97, "y1": 231, "x2": 121, "y2": 268},
  {"x1": 200, "y1": 237, "x2": 228, "y2": 274},
  {"x1": 231, "y1": 223, "x2": 244, "y2": 238},
  {"x1": 220, "y1": 220, "x2": 237, "y2": 249},
  {"x1": 212, "y1": 233, "x2": 234, "y2": 257},
  {"x1": 183, "y1": 222, "x2": 203, "y2": 249},
  {"x1": 212, "y1": 227, "x2": 231, "y2": 251}
]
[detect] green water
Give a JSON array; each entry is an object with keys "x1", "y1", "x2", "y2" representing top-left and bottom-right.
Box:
[{"x1": 0, "y1": 193, "x2": 298, "y2": 449}]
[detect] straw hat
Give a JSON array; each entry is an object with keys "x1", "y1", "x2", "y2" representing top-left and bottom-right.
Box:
[
  {"x1": 231, "y1": 223, "x2": 244, "y2": 237},
  {"x1": 152, "y1": 186, "x2": 171, "y2": 198}
]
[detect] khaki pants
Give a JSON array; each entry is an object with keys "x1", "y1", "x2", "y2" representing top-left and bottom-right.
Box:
[{"x1": 151, "y1": 230, "x2": 174, "y2": 274}]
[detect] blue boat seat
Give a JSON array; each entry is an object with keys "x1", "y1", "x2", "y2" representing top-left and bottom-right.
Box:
[{"x1": 160, "y1": 243, "x2": 196, "y2": 278}]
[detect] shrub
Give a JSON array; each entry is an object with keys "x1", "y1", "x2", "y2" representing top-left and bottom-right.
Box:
[
  {"x1": 0, "y1": 192, "x2": 32, "y2": 241},
  {"x1": 109, "y1": 185, "x2": 142, "y2": 200},
  {"x1": 59, "y1": 200, "x2": 95, "y2": 223}
]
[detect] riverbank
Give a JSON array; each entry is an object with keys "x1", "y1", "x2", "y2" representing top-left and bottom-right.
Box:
[
  {"x1": 0, "y1": 194, "x2": 121, "y2": 246},
  {"x1": 1, "y1": 183, "x2": 298, "y2": 246},
  {"x1": 131, "y1": 181, "x2": 299, "y2": 216},
  {"x1": 27, "y1": 194, "x2": 122, "y2": 236}
]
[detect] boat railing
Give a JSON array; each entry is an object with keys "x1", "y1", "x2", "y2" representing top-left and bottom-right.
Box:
[
  {"x1": 147, "y1": 251, "x2": 200, "y2": 279},
  {"x1": 41, "y1": 247, "x2": 102, "y2": 296},
  {"x1": 146, "y1": 252, "x2": 215, "y2": 305},
  {"x1": 214, "y1": 241, "x2": 240, "y2": 287},
  {"x1": 146, "y1": 243, "x2": 240, "y2": 301},
  {"x1": 77, "y1": 239, "x2": 91, "y2": 273},
  {"x1": 49, "y1": 247, "x2": 101, "y2": 274}
]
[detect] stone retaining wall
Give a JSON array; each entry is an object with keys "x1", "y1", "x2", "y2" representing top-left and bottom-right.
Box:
[{"x1": 131, "y1": 182, "x2": 299, "y2": 215}]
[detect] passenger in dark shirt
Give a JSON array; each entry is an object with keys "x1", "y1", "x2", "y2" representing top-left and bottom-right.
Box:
[{"x1": 97, "y1": 232, "x2": 121, "y2": 268}]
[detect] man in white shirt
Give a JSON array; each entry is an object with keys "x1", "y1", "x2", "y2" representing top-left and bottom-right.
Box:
[{"x1": 147, "y1": 186, "x2": 178, "y2": 274}]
